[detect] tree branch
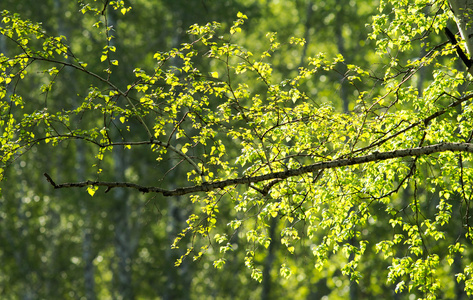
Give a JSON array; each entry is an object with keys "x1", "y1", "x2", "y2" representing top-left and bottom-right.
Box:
[
  {"x1": 445, "y1": 27, "x2": 472, "y2": 69},
  {"x1": 352, "y1": 92, "x2": 473, "y2": 155},
  {"x1": 43, "y1": 173, "x2": 167, "y2": 194},
  {"x1": 45, "y1": 142, "x2": 473, "y2": 197}
]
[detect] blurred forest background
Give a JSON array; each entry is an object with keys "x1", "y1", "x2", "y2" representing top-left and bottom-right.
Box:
[{"x1": 2, "y1": 0, "x2": 465, "y2": 299}]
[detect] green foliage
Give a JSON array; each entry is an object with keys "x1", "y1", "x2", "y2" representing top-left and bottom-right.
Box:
[{"x1": 4, "y1": 0, "x2": 473, "y2": 299}]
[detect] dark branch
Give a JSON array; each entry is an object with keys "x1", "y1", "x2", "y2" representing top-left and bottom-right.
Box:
[
  {"x1": 445, "y1": 27, "x2": 472, "y2": 69},
  {"x1": 45, "y1": 142, "x2": 473, "y2": 197},
  {"x1": 101, "y1": 0, "x2": 110, "y2": 15},
  {"x1": 43, "y1": 173, "x2": 57, "y2": 188},
  {"x1": 43, "y1": 173, "x2": 167, "y2": 194}
]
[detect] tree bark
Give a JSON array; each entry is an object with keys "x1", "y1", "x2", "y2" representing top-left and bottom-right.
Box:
[
  {"x1": 449, "y1": 0, "x2": 473, "y2": 59},
  {"x1": 46, "y1": 141, "x2": 473, "y2": 197}
]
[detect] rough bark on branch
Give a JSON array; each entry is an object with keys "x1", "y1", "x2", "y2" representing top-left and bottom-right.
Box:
[{"x1": 44, "y1": 142, "x2": 473, "y2": 197}]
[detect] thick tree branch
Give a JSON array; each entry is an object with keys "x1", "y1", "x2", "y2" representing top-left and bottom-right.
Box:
[{"x1": 45, "y1": 142, "x2": 473, "y2": 197}]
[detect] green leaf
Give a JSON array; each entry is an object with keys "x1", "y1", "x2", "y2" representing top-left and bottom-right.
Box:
[{"x1": 87, "y1": 186, "x2": 98, "y2": 197}]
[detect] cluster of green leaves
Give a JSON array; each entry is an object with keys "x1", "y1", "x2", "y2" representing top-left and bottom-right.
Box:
[{"x1": 3, "y1": 0, "x2": 473, "y2": 298}]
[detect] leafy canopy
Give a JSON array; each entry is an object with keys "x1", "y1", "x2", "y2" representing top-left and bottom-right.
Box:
[{"x1": 2, "y1": 0, "x2": 473, "y2": 298}]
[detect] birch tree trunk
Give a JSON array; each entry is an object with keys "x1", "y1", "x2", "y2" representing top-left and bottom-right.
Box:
[
  {"x1": 106, "y1": 9, "x2": 135, "y2": 300},
  {"x1": 261, "y1": 217, "x2": 277, "y2": 300},
  {"x1": 52, "y1": 0, "x2": 97, "y2": 297},
  {"x1": 449, "y1": 0, "x2": 473, "y2": 58}
]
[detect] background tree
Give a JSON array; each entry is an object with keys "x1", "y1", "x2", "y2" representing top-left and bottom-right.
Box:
[{"x1": 2, "y1": 0, "x2": 473, "y2": 299}]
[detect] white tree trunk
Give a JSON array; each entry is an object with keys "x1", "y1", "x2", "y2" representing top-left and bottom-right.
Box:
[{"x1": 449, "y1": 0, "x2": 473, "y2": 57}]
